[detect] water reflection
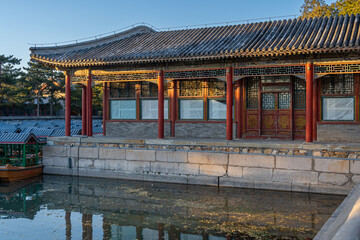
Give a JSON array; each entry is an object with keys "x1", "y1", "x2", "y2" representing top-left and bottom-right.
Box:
[{"x1": 0, "y1": 175, "x2": 345, "y2": 240}]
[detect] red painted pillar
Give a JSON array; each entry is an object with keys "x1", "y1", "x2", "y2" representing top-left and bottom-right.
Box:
[
  {"x1": 158, "y1": 71, "x2": 164, "y2": 139},
  {"x1": 87, "y1": 72, "x2": 93, "y2": 137},
  {"x1": 102, "y1": 82, "x2": 108, "y2": 136},
  {"x1": 82, "y1": 85, "x2": 87, "y2": 135},
  {"x1": 313, "y1": 78, "x2": 318, "y2": 141},
  {"x1": 171, "y1": 81, "x2": 177, "y2": 137},
  {"x1": 65, "y1": 72, "x2": 71, "y2": 137},
  {"x1": 235, "y1": 80, "x2": 242, "y2": 138},
  {"x1": 306, "y1": 63, "x2": 313, "y2": 143},
  {"x1": 226, "y1": 67, "x2": 233, "y2": 140}
]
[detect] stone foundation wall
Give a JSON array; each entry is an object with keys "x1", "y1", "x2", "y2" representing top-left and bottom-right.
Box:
[
  {"x1": 317, "y1": 124, "x2": 360, "y2": 143},
  {"x1": 175, "y1": 122, "x2": 236, "y2": 138},
  {"x1": 42, "y1": 137, "x2": 360, "y2": 195},
  {"x1": 106, "y1": 121, "x2": 171, "y2": 138}
]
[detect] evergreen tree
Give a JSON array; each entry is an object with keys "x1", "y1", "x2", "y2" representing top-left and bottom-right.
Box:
[
  {"x1": 0, "y1": 55, "x2": 25, "y2": 107},
  {"x1": 23, "y1": 61, "x2": 64, "y2": 116}
]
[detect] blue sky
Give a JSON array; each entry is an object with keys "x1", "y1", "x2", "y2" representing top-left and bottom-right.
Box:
[{"x1": 0, "y1": 0, "x2": 335, "y2": 67}]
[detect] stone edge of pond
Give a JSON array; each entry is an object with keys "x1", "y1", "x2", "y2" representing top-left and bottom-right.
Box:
[{"x1": 314, "y1": 182, "x2": 360, "y2": 240}]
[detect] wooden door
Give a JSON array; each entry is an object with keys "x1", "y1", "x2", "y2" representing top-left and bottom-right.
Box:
[{"x1": 261, "y1": 85, "x2": 292, "y2": 139}]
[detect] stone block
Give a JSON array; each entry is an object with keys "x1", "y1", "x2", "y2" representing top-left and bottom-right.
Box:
[
  {"x1": 352, "y1": 175, "x2": 360, "y2": 184},
  {"x1": 273, "y1": 169, "x2": 318, "y2": 184},
  {"x1": 178, "y1": 163, "x2": 200, "y2": 175},
  {"x1": 105, "y1": 159, "x2": 127, "y2": 171},
  {"x1": 69, "y1": 147, "x2": 79, "y2": 158},
  {"x1": 127, "y1": 161, "x2": 150, "y2": 173},
  {"x1": 314, "y1": 159, "x2": 349, "y2": 173},
  {"x1": 229, "y1": 154, "x2": 274, "y2": 168},
  {"x1": 155, "y1": 151, "x2": 188, "y2": 163},
  {"x1": 99, "y1": 148, "x2": 126, "y2": 160},
  {"x1": 200, "y1": 165, "x2": 226, "y2": 176},
  {"x1": 243, "y1": 167, "x2": 272, "y2": 180},
  {"x1": 94, "y1": 160, "x2": 106, "y2": 170},
  {"x1": 78, "y1": 159, "x2": 93, "y2": 168},
  {"x1": 150, "y1": 162, "x2": 178, "y2": 174},
  {"x1": 275, "y1": 156, "x2": 312, "y2": 171},
  {"x1": 45, "y1": 157, "x2": 69, "y2": 168},
  {"x1": 319, "y1": 173, "x2": 349, "y2": 185},
  {"x1": 79, "y1": 147, "x2": 99, "y2": 159},
  {"x1": 227, "y1": 166, "x2": 243, "y2": 178},
  {"x1": 350, "y1": 160, "x2": 360, "y2": 174},
  {"x1": 126, "y1": 149, "x2": 155, "y2": 161},
  {"x1": 43, "y1": 146, "x2": 68, "y2": 158},
  {"x1": 188, "y1": 152, "x2": 228, "y2": 165}
]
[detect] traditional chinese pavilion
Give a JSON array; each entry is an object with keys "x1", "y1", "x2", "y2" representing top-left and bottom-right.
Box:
[{"x1": 30, "y1": 14, "x2": 360, "y2": 142}]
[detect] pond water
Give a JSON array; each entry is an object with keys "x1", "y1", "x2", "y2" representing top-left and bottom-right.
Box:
[{"x1": 0, "y1": 175, "x2": 345, "y2": 240}]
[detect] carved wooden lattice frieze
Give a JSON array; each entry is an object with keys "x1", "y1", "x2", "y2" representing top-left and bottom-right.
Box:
[
  {"x1": 315, "y1": 63, "x2": 360, "y2": 74},
  {"x1": 235, "y1": 66, "x2": 305, "y2": 77},
  {"x1": 92, "y1": 72, "x2": 158, "y2": 82},
  {"x1": 71, "y1": 75, "x2": 87, "y2": 83},
  {"x1": 165, "y1": 69, "x2": 226, "y2": 80}
]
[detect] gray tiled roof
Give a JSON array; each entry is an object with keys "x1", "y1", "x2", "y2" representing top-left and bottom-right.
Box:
[
  {"x1": 30, "y1": 14, "x2": 360, "y2": 67},
  {"x1": 0, "y1": 133, "x2": 40, "y2": 144}
]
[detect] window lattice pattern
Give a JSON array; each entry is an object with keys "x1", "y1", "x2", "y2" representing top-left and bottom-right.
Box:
[
  {"x1": 179, "y1": 80, "x2": 203, "y2": 97},
  {"x1": 315, "y1": 64, "x2": 360, "y2": 74},
  {"x1": 262, "y1": 93, "x2": 275, "y2": 110},
  {"x1": 279, "y1": 92, "x2": 291, "y2": 109},
  {"x1": 110, "y1": 82, "x2": 136, "y2": 98},
  {"x1": 208, "y1": 80, "x2": 226, "y2": 96},
  {"x1": 294, "y1": 77, "x2": 306, "y2": 109},
  {"x1": 235, "y1": 66, "x2": 305, "y2": 77},
  {"x1": 246, "y1": 78, "x2": 259, "y2": 109},
  {"x1": 141, "y1": 82, "x2": 158, "y2": 97},
  {"x1": 321, "y1": 74, "x2": 354, "y2": 95},
  {"x1": 165, "y1": 69, "x2": 226, "y2": 80}
]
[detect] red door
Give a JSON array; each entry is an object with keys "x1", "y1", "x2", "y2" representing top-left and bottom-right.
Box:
[{"x1": 261, "y1": 84, "x2": 292, "y2": 139}]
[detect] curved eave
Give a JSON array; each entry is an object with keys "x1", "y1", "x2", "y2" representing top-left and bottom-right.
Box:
[{"x1": 30, "y1": 47, "x2": 360, "y2": 68}]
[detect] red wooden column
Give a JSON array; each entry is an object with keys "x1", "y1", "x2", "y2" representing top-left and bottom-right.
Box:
[
  {"x1": 158, "y1": 70, "x2": 164, "y2": 139},
  {"x1": 313, "y1": 78, "x2": 319, "y2": 141},
  {"x1": 65, "y1": 72, "x2": 71, "y2": 137},
  {"x1": 87, "y1": 71, "x2": 93, "y2": 137},
  {"x1": 355, "y1": 73, "x2": 360, "y2": 122},
  {"x1": 226, "y1": 67, "x2": 233, "y2": 140},
  {"x1": 102, "y1": 82, "x2": 108, "y2": 136},
  {"x1": 235, "y1": 80, "x2": 242, "y2": 138},
  {"x1": 82, "y1": 85, "x2": 87, "y2": 135},
  {"x1": 170, "y1": 81, "x2": 177, "y2": 137},
  {"x1": 306, "y1": 62, "x2": 314, "y2": 142}
]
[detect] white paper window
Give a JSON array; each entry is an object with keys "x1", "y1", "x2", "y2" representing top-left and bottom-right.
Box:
[
  {"x1": 110, "y1": 100, "x2": 136, "y2": 119},
  {"x1": 141, "y1": 99, "x2": 168, "y2": 119},
  {"x1": 322, "y1": 97, "x2": 354, "y2": 121},
  {"x1": 209, "y1": 99, "x2": 226, "y2": 119},
  {"x1": 180, "y1": 100, "x2": 204, "y2": 119}
]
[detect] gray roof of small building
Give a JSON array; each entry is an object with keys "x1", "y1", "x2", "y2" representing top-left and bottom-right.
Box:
[{"x1": 0, "y1": 133, "x2": 40, "y2": 144}]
